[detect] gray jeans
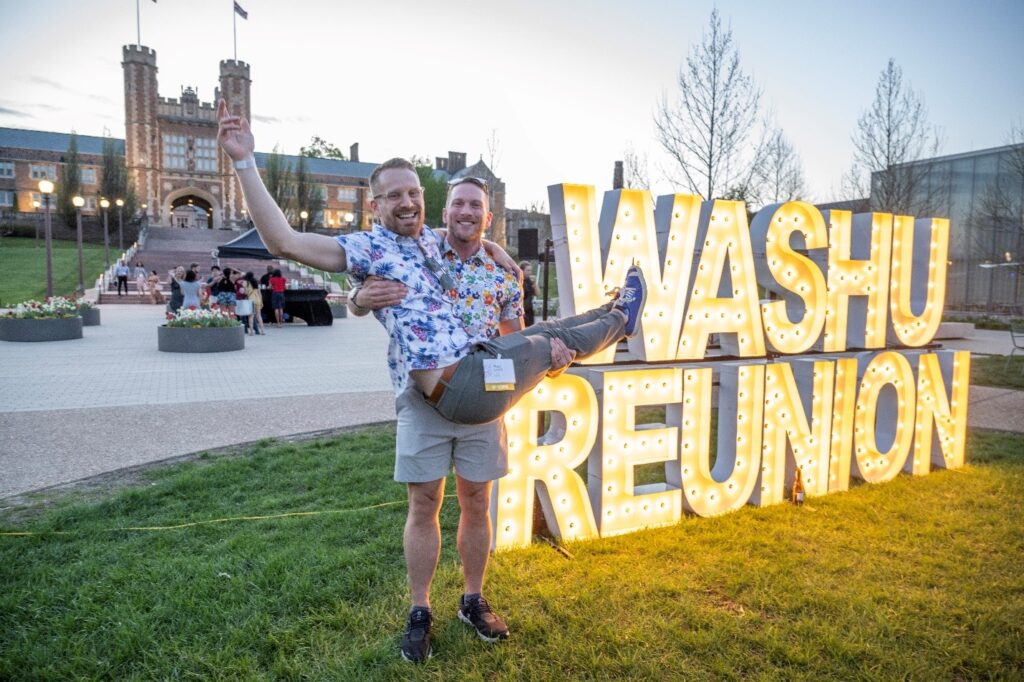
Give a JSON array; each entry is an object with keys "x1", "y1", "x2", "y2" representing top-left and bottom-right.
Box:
[{"x1": 434, "y1": 305, "x2": 625, "y2": 425}]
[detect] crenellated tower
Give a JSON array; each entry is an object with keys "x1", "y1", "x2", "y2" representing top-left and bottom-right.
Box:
[
  {"x1": 217, "y1": 59, "x2": 251, "y2": 226},
  {"x1": 122, "y1": 44, "x2": 160, "y2": 217}
]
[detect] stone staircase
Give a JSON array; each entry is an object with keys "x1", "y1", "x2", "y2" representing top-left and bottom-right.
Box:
[{"x1": 98, "y1": 227, "x2": 332, "y2": 304}]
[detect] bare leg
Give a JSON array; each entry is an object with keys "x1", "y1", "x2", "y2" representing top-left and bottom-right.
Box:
[
  {"x1": 455, "y1": 477, "x2": 492, "y2": 595},
  {"x1": 405, "y1": 478, "x2": 446, "y2": 608}
]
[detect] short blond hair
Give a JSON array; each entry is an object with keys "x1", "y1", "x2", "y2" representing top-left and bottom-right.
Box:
[{"x1": 370, "y1": 158, "x2": 416, "y2": 196}]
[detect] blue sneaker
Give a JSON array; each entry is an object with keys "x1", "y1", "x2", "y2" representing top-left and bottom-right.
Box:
[{"x1": 614, "y1": 264, "x2": 646, "y2": 338}]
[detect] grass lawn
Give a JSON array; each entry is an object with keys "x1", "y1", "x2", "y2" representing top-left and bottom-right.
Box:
[
  {"x1": 972, "y1": 354, "x2": 1024, "y2": 391},
  {"x1": 1, "y1": 426, "x2": 1021, "y2": 680},
  {"x1": 0, "y1": 237, "x2": 109, "y2": 305}
]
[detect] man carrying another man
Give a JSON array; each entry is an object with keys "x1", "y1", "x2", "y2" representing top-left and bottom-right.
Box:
[{"x1": 217, "y1": 100, "x2": 645, "y2": 662}]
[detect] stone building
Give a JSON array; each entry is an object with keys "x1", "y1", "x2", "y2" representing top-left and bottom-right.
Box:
[{"x1": 1, "y1": 44, "x2": 508, "y2": 239}]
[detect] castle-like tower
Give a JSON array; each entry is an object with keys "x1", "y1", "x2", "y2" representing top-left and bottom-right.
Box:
[{"x1": 121, "y1": 44, "x2": 251, "y2": 228}]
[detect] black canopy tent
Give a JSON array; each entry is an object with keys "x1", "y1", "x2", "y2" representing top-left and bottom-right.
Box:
[
  {"x1": 215, "y1": 228, "x2": 273, "y2": 260},
  {"x1": 215, "y1": 228, "x2": 336, "y2": 325}
]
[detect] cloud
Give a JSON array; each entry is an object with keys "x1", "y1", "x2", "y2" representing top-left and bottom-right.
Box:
[
  {"x1": 253, "y1": 114, "x2": 311, "y2": 125},
  {"x1": 20, "y1": 75, "x2": 115, "y2": 105},
  {"x1": 0, "y1": 106, "x2": 30, "y2": 118}
]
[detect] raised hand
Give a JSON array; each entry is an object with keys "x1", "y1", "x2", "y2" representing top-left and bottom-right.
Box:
[{"x1": 217, "y1": 99, "x2": 255, "y2": 162}]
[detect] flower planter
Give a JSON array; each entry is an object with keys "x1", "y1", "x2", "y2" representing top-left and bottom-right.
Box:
[
  {"x1": 0, "y1": 316, "x2": 83, "y2": 342},
  {"x1": 157, "y1": 324, "x2": 245, "y2": 353},
  {"x1": 80, "y1": 307, "x2": 101, "y2": 326}
]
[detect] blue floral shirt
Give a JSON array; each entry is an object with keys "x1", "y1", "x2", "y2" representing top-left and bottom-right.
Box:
[
  {"x1": 336, "y1": 225, "x2": 488, "y2": 393},
  {"x1": 441, "y1": 241, "x2": 523, "y2": 340}
]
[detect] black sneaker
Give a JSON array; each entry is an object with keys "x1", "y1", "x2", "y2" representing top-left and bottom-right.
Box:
[
  {"x1": 458, "y1": 595, "x2": 510, "y2": 642},
  {"x1": 400, "y1": 607, "x2": 432, "y2": 663}
]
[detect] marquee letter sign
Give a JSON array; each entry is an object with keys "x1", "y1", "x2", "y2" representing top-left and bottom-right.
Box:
[{"x1": 491, "y1": 188, "x2": 969, "y2": 551}]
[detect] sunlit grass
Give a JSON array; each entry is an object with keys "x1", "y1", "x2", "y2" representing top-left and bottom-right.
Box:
[{"x1": 1, "y1": 426, "x2": 1021, "y2": 680}]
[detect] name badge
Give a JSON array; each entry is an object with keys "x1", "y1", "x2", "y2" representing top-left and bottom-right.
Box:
[{"x1": 483, "y1": 358, "x2": 516, "y2": 391}]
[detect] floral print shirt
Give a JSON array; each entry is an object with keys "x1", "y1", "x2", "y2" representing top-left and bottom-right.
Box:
[
  {"x1": 336, "y1": 225, "x2": 488, "y2": 393},
  {"x1": 441, "y1": 240, "x2": 523, "y2": 340}
]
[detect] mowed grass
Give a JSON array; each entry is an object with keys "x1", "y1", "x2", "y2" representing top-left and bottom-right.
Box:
[
  {"x1": 0, "y1": 237, "x2": 109, "y2": 305},
  {"x1": 1, "y1": 426, "x2": 1022, "y2": 680},
  {"x1": 972, "y1": 354, "x2": 1024, "y2": 391}
]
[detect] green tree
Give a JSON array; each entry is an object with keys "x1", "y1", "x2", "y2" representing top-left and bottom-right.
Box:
[
  {"x1": 57, "y1": 132, "x2": 81, "y2": 227},
  {"x1": 99, "y1": 137, "x2": 137, "y2": 217},
  {"x1": 300, "y1": 135, "x2": 346, "y2": 160},
  {"x1": 264, "y1": 145, "x2": 294, "y2": 219},
  {"x1": 294, "y1": 155, "x2": 324, "y2": 228},
  {"x1": 415, "y1": 164, "x2": 447, "y2": 228}
]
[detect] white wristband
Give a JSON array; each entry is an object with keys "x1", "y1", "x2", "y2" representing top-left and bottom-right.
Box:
[{"x1": 234, "y1": 157, "x2": 256, "y2": 171}]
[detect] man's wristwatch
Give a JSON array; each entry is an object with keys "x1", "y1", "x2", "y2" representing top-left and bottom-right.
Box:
[
  {"x1": 349, "y1": 286, "x2": 366, "y2": 311},
  {"x1": 233, "y1": 157, "x2": 256, "y2": 171}
]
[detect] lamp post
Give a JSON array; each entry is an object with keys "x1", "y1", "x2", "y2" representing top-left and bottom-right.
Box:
[
  {"x1": 344, "y1": 211, "x2": 355, "y2": 232},
  {"x1": 32, "y1": 200, "x2": 41, "y2": 247},
  {"x1": 115, "y1": 198, "x2": 125, "y2": 251},
  {"x1": 72, "y1": 196, "x2": 86, "y2": 294},
  {"x1": 300, "y1": 210, "x2": 308, "y2": 233},
  {"x1": 99, "y1": 198, "x2": 111, "y2": 269},
  {"x1": 38, "y1": 180, "x2": 55, "y2": 298}
]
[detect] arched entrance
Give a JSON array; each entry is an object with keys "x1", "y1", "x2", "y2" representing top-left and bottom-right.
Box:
[{"x1": 162, "y1": 187, "x2": 222, "y2": 229}]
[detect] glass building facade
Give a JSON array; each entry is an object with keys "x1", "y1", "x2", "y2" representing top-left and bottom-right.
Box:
[{"x1": 872, "y1": 145, "x2": 1024, "y2": 313}]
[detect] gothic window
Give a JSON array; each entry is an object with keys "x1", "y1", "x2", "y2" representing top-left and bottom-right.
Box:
[
  {"x1": 195, "y1": 137, "x2": 218, "y2": 172},
  {"x1": 163, "y1": 134, "x2": 187, "y2": 170}
]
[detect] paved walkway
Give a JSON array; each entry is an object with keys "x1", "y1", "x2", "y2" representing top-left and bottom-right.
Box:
[
  {"x1": 0, "y1": 308, "x2": 1021, "y2": 500},
  {"x1": 1, "y1": 305, "x2": 395, "y2": 498}
]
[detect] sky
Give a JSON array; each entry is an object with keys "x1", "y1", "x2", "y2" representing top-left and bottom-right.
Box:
[{"x1": 1, "y1": 0, "x2": 1021, "y2": 209}]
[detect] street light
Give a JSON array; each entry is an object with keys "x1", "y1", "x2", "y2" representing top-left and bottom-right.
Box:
[
  {"x1": 72, "y1": 196, "x2": 86, "y2": 293},
  {"x1": 115, "y1": 198, "x2": 125, "y2": 251},
  {"x1": 32, "y1": 200, "x2": 41, "y2": 247},
  {"x1": 344, "y1": 211, "x2": 355, "y2": 231},
  {"x1": 38, "y1": 180, "x2": 55, "y2": 298},
  {"x1": 300, "y1": 210, "x2": 309, "y2": 232},
  {"x1": 99, "y1": 198, "x2": 111, "y2": 269}
]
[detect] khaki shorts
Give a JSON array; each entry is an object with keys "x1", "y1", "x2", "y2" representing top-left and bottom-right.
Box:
[{"x1": 394, "y1": 387, "x2": 508, "y2": 483}]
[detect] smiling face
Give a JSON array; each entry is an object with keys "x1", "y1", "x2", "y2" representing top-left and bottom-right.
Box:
[
  {"x1": 370, "y1": 168, "x2": 425, "y2": 238},
  {"x1": 443, "y1": 182, "x2": 492, "y2": 248}
]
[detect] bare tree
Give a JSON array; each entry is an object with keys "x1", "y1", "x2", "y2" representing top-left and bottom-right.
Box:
[
  {"x1": 757, "y1": 129, "x2": 807, "y2": 204},
  {"x1": 486, "y1": 129, "x2": 501, "y2": 176},
  {"x1": 623, "y1": 144, "x2": 651, "y2": 189},
  {"x1": 844, "y1": 58, "x2": 944, "y2": 214},
  {"x1": 654, "y1": 8, "x2": 766, "y2": 200}
]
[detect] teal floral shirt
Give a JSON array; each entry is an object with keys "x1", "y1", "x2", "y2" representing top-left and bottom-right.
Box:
[{"x1": 441, "y1": 240, "x2": 523, "y2": 339}]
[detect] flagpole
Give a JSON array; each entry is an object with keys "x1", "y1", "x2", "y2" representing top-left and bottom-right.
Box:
[
  {"x1": 233, "y1": 3, "x2": 237, "y2": 61},
  {"x1": 136, "y1": 0, "x2": 141, "y2": 45}
]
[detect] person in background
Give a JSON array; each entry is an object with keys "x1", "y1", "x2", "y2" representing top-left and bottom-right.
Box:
[
  {"x1": 213, "y1": 267, "x2": 237, "y2": 313},
  {"x1": 115, "y1": 260, "x2": 130, "y2": 296},
  {"x1": 147, "y1": 270, "x2": 165, "y2": 305},
  {"x1": 234, "y1": 268, "x2": 251, "y2": 331},
  {"x1": 167, "y1": 266, "x2": 185, "y2": 313},
  {"x1": 134, "y1": 262, "x2": 148, "y2": 299},
  {"x1": 244, "y1": 271, "x2": 264, "y2": 335},
  {"x1": 178, "y1": 270, "x2": 203, "y2": 310},
  {"x1": 259, "y1": 264, "x2": 275, "y2": 325},
  {"x1": 519, "y1": 260, "x2": 538, "y2": 327},
  {"x1": 269, "y1": 268, "x2": 287, "y2": 328}
]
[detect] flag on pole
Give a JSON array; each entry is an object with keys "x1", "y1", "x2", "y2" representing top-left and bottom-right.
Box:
[{"x1": 233, "y1": 2, "x2": 248, "y2": 19}]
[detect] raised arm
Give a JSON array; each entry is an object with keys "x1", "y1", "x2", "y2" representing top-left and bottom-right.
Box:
[{"x1": 217, "y1": 100, "x2": 347, "y2": 273}]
